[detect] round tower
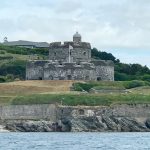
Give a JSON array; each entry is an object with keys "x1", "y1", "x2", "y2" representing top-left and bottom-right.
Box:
[{"x1": 73, "y1": 32, "x2": 81, "y2": 43}]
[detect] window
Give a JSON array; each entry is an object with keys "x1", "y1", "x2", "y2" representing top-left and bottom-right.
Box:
[
  {"x1": 97, "y1": 77, "x2": 102, "y2": 81},
  {"x1": 54, "y1": 52, "x2": 56, "y2": 56},
  {"x1": 49, "y1": 75, "x2": 53, "y2": 80},
  {"x1": 67, "y1": 75, "x2": 72, "y2": 80},
  {"x1": 78, "y1": 109, "x2": 84, "y2": 115},
  {"x1": 83, "y1": 52, "x2": 86, "y2": 56}
]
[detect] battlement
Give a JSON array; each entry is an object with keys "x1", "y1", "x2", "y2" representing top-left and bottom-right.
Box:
[
  {"x1": 91, "y1": 60, "x2": 114, "y2": 66},
  {"x1": 50, "y1": 41, "x2": 91, "y2": 49}
]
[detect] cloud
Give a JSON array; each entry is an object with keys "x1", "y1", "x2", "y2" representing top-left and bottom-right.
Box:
[{"x1": 0, "y1": 0, "x2": 150, "y2": 67}]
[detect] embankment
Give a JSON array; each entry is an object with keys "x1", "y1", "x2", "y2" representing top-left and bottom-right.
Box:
[{"x1": 1, "y1": 104, "x2": 150, "y2": 132}]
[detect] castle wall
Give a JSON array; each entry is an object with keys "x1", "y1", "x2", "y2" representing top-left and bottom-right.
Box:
[
  {"x1": 26, "y1": 61, "x2": 48, "y2": 80},
  {"x1": 49, "y1": 42, "x2": 91, "y2": 62},
  {"x1": 43, "y1": 63, "x2": 96, "y2": 80},
  {"x1": 26, "y1": 34, "x2": 114, "y2": 81},
  {"x1": 91, "y1": 60, "x2": 114, "y2": 81}
]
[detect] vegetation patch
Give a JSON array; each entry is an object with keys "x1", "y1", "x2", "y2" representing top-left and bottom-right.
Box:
[
  {"x1": 11, "y1": 93, "x2": 150, "y2": 106},
  {"x1": 73, "y1": 80, "x2": 150, "y2": 92}
]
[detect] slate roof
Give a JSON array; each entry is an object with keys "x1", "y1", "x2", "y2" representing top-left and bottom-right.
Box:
[{"x1": 3, "y1": 40, "x2": 49, "y2": 48}]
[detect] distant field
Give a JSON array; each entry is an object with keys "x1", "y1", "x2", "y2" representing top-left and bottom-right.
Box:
[{"x1": 0, "y1": 80, "x2": 150, "y2": 106}]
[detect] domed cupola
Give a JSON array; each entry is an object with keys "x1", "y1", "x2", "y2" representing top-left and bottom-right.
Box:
[{"x1": 73, "y1": 32, "x2": 81, "y2": 43}]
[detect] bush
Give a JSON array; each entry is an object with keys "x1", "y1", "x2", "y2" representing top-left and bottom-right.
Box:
[
  {"x1": 0, "y1": 76, "x2": 6, "y2": 83},
  {"x1": 0, "y1": 51, "x2": 5, "y2": 54},
  {"x1": 0, "y1": 60, "x2": 26, "y2": 79},
  {"x1": 73, "y1": 81, "x2": 149, "y2": 92},
  {"x1": 123, "y1": 80, "x2": 146, "y2": 89},
  {"x1": 73, "y1": 83, "x2": 98, "y2": 92},
  {"x1": 72, "y1": 83, "x2": 83, "y2": 91},
  {"x1": 141, "y1": 74, "x2": 150, "y2": 82},
  {"x1": 6, "y1": 74, "x2": 14, "y2": 81}
]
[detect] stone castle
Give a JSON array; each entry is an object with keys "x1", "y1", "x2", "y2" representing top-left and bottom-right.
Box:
[{"x1": 26, "y1": 32, "x2": 114, "y2": 81}]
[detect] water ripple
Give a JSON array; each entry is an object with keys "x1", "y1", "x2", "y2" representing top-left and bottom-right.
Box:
[{"x1": 0, "y1": 133, "x2": 150, "y2": 150}]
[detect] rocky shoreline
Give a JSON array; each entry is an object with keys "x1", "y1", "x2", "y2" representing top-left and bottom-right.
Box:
[
  {"x1": 1, "y1": 104, "x2": 150, "y2": 132},
  {"x1": 2, "y1": 116, "x2": 150, "y2": 132}
]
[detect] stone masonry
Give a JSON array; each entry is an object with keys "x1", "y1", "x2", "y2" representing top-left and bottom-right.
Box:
[{"x1": 26, "y1": 32, "x2": 114, "y2": 81}]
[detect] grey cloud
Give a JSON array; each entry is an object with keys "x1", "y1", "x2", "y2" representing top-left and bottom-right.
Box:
[{"x1": 0, "y1": 0, "x2": 150, "y2": 66}]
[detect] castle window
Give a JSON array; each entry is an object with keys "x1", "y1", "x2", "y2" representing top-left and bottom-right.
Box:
[
  {"x1": 54, "y1": 52, "x2": 56, "y2": 56},
  {"x1": 97, "y1": 77, "x2": 102, "y2": 81},
  {"x1": 85, "y1": 76, "x2": 89, "y2": 80},
  {"x1": 83, "y1": 52, "x2": 86, "y2": 56},
  {"x1": 67, "y1": 75, "x2": 72, "y2": 80},
  {"x1": 78, "y1": 109, "x2": 84, "y2": 115},
  {"x1": 59, "y1": 61, "x2": 63, "y2": 65},
  {"x1": 49, "y1": 75, "x2": 54, "y2": 80}
]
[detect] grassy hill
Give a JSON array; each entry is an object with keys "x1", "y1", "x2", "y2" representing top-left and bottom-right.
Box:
[
  {"x1": 0, "y1": 44, "x2": 150, "y2": 106},
  {"x1": 0, "y1": 80, "x2": 150, "y2": 106},
  {"x1": 0, "y1": 44, "x2": 48, "y2": 82}
]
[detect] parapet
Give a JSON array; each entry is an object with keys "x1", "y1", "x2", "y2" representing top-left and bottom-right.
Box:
[
  {"x1": 26, "y1": 60, "x2": 49, "y2": 67},
  {"x1": 49, "y1": 42, "x2": 62, "y2": 48},
  {"x1": 49, "y1": 41, "x2": 91, "y2": 49},
  {"x1": 91, "y1": 60, "x2": 114, "y2": 66}
]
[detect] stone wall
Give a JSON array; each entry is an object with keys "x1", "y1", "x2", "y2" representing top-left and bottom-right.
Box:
[
  {"x1": 1, "y1": 104, "x2": 150, "y2": 121},
  {"x1": 1, "y1": 104, "x2": 150, "y2": 132},
  {"x1": 43, "y1": 62, "x2": 96, "y2": 80},
  {"x1": 49, "y1": 42, "x2": 91, "y2": 62},
  {"x1": 91, "y1": 60, "x2": 114, "y2": 81},
  {"x1": 58, "y1": 104, "x2": 150, "y2": 119},
  {"x1": 26, "y1": 60, "x2": 48, "y2": 80},
  {"x1": 0, "y1": 104, "x2": 57, "y2": 121},
  {"x1": 26, "y1": 60, "x2": 114, "y2": 81}
]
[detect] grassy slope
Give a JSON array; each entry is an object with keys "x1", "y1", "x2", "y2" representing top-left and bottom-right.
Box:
[
  {"x1": 0, "y1": 45, "x2": 150, "y2": 106},
  {"x1": 0, "y1": 80, "x2": 150, "y2": 106}
]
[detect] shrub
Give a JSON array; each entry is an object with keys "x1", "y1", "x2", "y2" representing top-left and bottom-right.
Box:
[
  {"x1": 141, "y1": 74, "x2": 150, "y2": 82},
  {"x1": 123, "y1": 80, "x2": 146, "y2": 89},
  {"x1": 0, "y1": 76, "x2": 6, "y2": 83}
]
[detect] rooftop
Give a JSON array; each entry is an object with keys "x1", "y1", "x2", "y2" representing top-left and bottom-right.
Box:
[{"x1": 3, "y1": 40, "x2": 49, "y2": 48}]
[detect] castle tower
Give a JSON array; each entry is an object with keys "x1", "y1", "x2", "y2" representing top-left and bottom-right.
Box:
[{"x1": 73, "y1": 32, "x2": 81, "y2": 43}]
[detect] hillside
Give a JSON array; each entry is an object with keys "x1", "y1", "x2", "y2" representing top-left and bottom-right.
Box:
[
  {"x1": 0, "y1": 80, "x2": 79, "y2": 105},
  {"x1": 0, "y1": 44, "x2": 150, "y2": 82},
  {"x1": 0, "y1": 80, "x2": 150, "y2": 106}
]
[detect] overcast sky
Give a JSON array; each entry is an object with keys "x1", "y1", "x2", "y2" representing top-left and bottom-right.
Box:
[{"x1": 0, "y1": 0, "x2": 150, "y2": 67}]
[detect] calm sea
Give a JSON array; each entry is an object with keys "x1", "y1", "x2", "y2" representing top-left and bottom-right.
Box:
[{"x1": 0, "y1": 133, "x2": 149, "y2": 150}]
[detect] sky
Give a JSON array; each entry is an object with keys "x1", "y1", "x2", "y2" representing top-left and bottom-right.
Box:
[{"x1": 0, "y1": 0, "x2": 150, "y2": 67}]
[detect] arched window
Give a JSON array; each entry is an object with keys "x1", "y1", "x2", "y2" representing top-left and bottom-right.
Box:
[{"x1": 54, "y1": 52, "x2": 56, "y2": 56}]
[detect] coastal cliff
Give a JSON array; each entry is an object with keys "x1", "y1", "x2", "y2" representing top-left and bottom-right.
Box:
[{"x1": 1, "y1": 104, "x2": 150, "y2": 132}]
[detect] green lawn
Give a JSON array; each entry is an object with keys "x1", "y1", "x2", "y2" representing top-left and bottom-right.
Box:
[{"x1": 10, "y1": 93, "x2": 150, "y2": 106}]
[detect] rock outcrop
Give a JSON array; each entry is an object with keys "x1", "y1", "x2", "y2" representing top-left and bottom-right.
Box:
[
  {"x1": 69, "y1": 116, "x2": 149, "y2": 132},
  {"x1": 1, "y1": 104, "x2": 150, "y2": 132},
  {"x1": 2, "y1": 116, "x2": 150, "y2": 132}
]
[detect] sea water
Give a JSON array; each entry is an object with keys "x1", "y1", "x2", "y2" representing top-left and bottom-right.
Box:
[{"x1": 0, "y1": 132, "x2": 149, "y2": 150}]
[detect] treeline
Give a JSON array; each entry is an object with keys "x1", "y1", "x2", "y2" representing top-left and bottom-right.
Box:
[{"x1": 91, "y1": 48, "x2": 150, "y2": 82}]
